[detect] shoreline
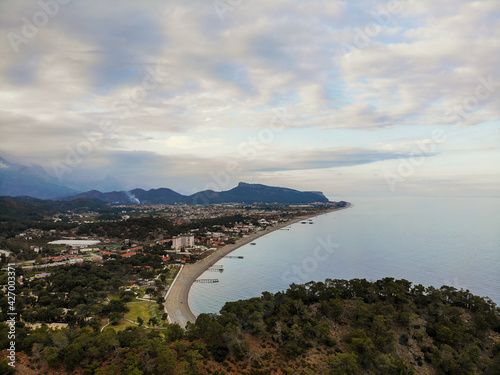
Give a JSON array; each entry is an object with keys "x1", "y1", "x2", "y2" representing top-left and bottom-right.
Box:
[{"x1": 164, "y1": 204, "x2": 351, "y2": 327}]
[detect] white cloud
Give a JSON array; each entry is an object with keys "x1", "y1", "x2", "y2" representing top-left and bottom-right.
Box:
[{"x1": 0, "y1": 0, "x2": 498, "y2": 195}]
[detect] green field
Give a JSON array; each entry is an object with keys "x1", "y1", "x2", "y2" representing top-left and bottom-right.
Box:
[
  {"x1": 125, "y1": 300, "x2": 155, "y2": 322},
  {"x1": 105, "y1": 298, "x2": 167, "y2": 332},
  {"x1": 102, "y1": 266, "x2": 180, "y2": 331}
]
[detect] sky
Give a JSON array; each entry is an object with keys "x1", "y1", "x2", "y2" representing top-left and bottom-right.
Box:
[{"x1": 0, "y1": 0, "x2": 499, "y2": 198}]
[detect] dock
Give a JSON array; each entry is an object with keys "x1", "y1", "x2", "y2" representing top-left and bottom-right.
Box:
[
  {"x1": 207, "y1": 265, "x2": 224, "y2": 272},
  {"x1": 195, "y1": 278, "x2": 219, "y2": 283}
]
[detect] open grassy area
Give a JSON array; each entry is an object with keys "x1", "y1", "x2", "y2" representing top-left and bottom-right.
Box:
[
  {"x1": 125, "y1": 300, "x2": 154, "y2": 322},
  {"x1": 102, "y1": 267, "x2": 178, "y2": 331},
  {"x1": 104, "y1": 299, "x2": 169, "y2": 332},
  {"x1": 104, "y1": 318, "x2": 136, "y2": 332}
]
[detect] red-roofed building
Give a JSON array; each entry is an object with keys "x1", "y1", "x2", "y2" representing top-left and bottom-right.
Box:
[
  {"x1": 156, "y1": 239, "x2": 171, "y2": 244},
  {"x1": 101, "y1": 251, "x2": 115, "y2": 256}
]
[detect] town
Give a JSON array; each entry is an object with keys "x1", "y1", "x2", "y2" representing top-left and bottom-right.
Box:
[{"x1": 0, "y1": 202, "x2": 343, "y2": 333}]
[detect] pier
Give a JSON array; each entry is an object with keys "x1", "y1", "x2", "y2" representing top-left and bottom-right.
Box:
[
  {"x1": 195, "y1": 278, "x2": 219, "y2": 283},
  {"x1": 207, "y1": 265, "x2": 224, "y2": 272}
]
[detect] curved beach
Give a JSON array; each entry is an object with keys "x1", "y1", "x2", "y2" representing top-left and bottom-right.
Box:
[{"x1": 164, "y1": 205, "x2": 350, "y2": 327}]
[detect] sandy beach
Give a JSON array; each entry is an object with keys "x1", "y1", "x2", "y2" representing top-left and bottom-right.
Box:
[{"x1": 164, "y1": 205, "x2": 350, "y2": 327}]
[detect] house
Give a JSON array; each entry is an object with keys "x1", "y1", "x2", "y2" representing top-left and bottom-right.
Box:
[
  {"x1": 35, "y1": 273, "x2": 51, "y2": 279},
  {"x1": 100, "y1": 251, "x2": 115, "y2": 256}
]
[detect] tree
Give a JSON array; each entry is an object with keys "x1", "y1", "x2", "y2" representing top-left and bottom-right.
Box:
[
  {"x1": 347, "y1": 329, "x2": 376, "y2": 366},
  {"x1": 34, "y1": 254, "x2": 43, "y2": 265},
  {"x1": 0, "y1": 359, "x2": 14, "y2": 375},
  {"x1": 329, "y1": 352, "x2": 358, "y2": 375},
  {"x1": 89, "y1": 318, "x2": 101, "y2": 332},
  {"x1": 155, "y1": 346, "x2": 177, "y2": 374},
  {"x1": 166, "y1": 323, "x2": 184, "y2": 342},
  {"x1": 103, "y1": 300, "x2": 129, "y2": 316},
  {"x1": 109, "y1": 312, "x2": 123, "y2": 325},
  {"x1": 148, "y1": 317, "x2": 158, "y2": 327}
]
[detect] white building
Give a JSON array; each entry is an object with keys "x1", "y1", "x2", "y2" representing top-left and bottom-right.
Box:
[
  {"x1": 48, "y1": 240, "x2": 101, "y2": 248},
  {"x1": 172, "y1": 235, "x2": 194, "y2": 250}
]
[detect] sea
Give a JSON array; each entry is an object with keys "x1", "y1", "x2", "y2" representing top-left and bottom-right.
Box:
[{"x1": 189, "y1": 196, "x2": 500, "y2": 316}]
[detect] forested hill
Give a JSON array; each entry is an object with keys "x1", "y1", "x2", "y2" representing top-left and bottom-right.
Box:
[
  {"x1": 63, "y1": 182, "x2": 331, "y2": 205},
  {"x1": 2, "y1": 278, "x2": 499, "y2": 374},
  {"x1": 0, "y1": 196, "x2": 117, "y2": 222}
]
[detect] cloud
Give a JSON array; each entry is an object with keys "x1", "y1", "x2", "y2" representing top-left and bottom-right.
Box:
[
  {"x1": 164, "y1": 135, "x2": 225, "y2": 150},
  {"x1": 245, "y1": 146, "x2": 438, "y2": 172},
  {"x1": 0, "y1": 0, "x2": 498, "y2": 195}
]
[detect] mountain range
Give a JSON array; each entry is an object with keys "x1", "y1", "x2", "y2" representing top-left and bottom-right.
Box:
[
  {"x1": 63, "y1": 182, "x2": 330, "y2": 205},
  {"x1": 0, "y1": 156, "x2": 330, "y2": 204}
]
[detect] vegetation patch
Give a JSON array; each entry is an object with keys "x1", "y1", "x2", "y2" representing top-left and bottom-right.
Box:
[{"x1": 2, "y1": 278, "x2": 498, "y2": 374}]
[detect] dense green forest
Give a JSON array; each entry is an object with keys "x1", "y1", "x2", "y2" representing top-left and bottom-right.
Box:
[
  {"x1": 0, "y1": 259, "x2": 167, "y2": 329},
  {"x1": 1, "y1": 278, "x2": 499, "y2": 374},
  {"x1": 0, "y1": 197, "x2": 120, "y2": 222},
  {"x1": 0, "y1": 196, "x2": 124, "y2": 238}
]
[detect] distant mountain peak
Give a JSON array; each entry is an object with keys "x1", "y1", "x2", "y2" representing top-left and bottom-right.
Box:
[
  {"x1": 0, "y1": 155, "x2": 81, "y2": 199},
  {"x1": 0, "y1": 155, "x2": 12, "y2": 165}
]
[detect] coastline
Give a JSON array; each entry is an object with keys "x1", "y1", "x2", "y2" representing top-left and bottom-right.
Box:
[{"x1": 164, "y1": 204, "x2": 351, "y2": 327}]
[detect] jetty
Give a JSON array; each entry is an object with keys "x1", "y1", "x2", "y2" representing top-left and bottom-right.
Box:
[
  {"x1": 206, "y1": 265, "x2": 224, "y2": 272},
  {"x1": 195, "y1": 278, "x2": 219, "y2": 283}
]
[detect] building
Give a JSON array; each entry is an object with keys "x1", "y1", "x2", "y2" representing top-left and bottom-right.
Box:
[
  {"x1": 48, "y1": 240, "x2": 101, "y2": 248},
  {"x1": 172, "y1": 234, "x2": 194, "y2": 250}
]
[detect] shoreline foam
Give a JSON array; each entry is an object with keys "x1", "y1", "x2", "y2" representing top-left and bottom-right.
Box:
[{"x1": 164, "y1": 204, "x2": 351, "y2": 326}]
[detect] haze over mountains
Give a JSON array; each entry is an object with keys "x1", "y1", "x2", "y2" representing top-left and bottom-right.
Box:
[
  {"x1": 0, "y1": 156, "x2": 329, "y2": 204},
  {"x1": 0, "y1": 156, "x2": 79, "y2": 199}
]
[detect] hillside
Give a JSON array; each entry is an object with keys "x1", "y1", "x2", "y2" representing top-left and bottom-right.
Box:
[
  {"x1": 2, "y1": 278, "x2": 499, "y2": 374},
  {"x1": 0, "y1": 196, "x2": 118, "y2": 222},
  {"x1": 63, "y1": 182, "x2": 331, "y2": 205}
]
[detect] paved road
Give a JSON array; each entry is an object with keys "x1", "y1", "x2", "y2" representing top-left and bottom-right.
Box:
[
  {"x1": 163, "y1": 229, "x2": 271, "y2": 327},
  {"x1": 164, "y1": 207, "x2": 349, "y2": 327}
]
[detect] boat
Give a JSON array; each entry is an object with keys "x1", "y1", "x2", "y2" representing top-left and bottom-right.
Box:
[{"x1": 250, "y1": 242, "x2": 256, "y2": 245}]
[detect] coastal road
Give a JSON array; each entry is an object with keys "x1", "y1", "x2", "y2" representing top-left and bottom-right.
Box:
[
  {"x1": 163, "y1": 228, "x2": 274, "y2": 327},
  {"x1": 164, "y1": 206, "x2": 349, "y2": 327}
]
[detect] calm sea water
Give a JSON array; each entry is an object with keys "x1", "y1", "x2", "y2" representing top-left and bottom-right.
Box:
[{"x1": 189, "y1": 197, "x2": 500, "y2": 316}]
